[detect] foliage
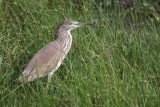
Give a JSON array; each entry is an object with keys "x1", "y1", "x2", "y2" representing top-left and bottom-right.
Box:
[{"x1": 0, "y1": 0, "x2": 160, "y2": 106}]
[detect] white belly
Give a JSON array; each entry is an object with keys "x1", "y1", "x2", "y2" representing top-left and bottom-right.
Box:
[{"x1": 49, "y1": 59, "x2": 62, "y2": 77}]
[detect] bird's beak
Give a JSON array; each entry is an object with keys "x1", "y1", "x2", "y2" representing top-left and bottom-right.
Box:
[{"x1": 75, "y1": 22, "x2": 94, "y2": 26}]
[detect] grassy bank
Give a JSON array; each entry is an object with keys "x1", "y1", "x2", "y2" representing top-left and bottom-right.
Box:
[{"x1": 0, "y1": 0, "x2": 160, "y2": 106}]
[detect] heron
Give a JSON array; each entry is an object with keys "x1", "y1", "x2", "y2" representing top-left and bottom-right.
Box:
[{"x1": 19, "y1": 19, "x2": 93, "y2": 83}]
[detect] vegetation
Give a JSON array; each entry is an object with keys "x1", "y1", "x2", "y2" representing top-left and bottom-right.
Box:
[{"x1": 0, "y1": 0, "x2": 160, "y2": 106}]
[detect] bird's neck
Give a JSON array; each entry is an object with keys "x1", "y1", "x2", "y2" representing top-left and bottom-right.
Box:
[{"x1": 55, "y1": 29, "x2": 72, "y2": 54}]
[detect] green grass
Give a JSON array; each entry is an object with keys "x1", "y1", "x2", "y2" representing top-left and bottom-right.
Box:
[{"x1": 0, "y1": 0, "x2": 160, "y2": 106}]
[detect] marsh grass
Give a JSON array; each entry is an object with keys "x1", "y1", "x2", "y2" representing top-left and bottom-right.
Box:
[{"x1": 0, "y1": 0, "x2": 160, "y2": 106}]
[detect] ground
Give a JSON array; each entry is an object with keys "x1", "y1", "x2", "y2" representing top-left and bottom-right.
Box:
[{"x1": 0, "y1": 0, "x2": 160, "y2": 106}]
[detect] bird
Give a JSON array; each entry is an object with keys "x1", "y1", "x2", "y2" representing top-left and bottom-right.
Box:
[{"x1": 19, "y1": 19, "x2": 93, "y2": 83}]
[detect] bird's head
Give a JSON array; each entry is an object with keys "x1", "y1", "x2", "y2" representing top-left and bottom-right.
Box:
[{"x1": 59, "y1": 19, "x2": 94, "y2": 31}]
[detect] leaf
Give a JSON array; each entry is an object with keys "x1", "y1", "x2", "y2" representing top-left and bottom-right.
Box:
[
  {"x1": 0, "y1": 57, "x2": 2, "y2": 70},
  {"x1": 143, "y1": 1, "x2": 149, "y2": 7}
]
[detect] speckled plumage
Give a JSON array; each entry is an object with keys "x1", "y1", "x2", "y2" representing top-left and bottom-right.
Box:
[{"x1": 19, "y1": 19, "x2": 93, "y2": 83}]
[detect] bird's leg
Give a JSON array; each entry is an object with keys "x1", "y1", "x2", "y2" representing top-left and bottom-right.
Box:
[
  {"x1": 46, "y1": 66, "x2": 54, "y2": 84},
  {"x1": 48, "y1": 72, "x2": 53, "y2": 83},
  {"x1": 46, "y1": 75, "x2": 52, "y2": 90},
  {"x1": 46, "y1": 71, "x2": 54, "y2": 89}
]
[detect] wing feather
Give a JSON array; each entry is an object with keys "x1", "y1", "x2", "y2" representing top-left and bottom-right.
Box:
[{"x1": 19, "y1": 41, "x2": 63, "y2": 82}]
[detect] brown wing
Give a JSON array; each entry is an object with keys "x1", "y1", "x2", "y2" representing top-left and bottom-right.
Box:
[{"x1": 19, "y1": 40, "x2": 63, "y2": 82}]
